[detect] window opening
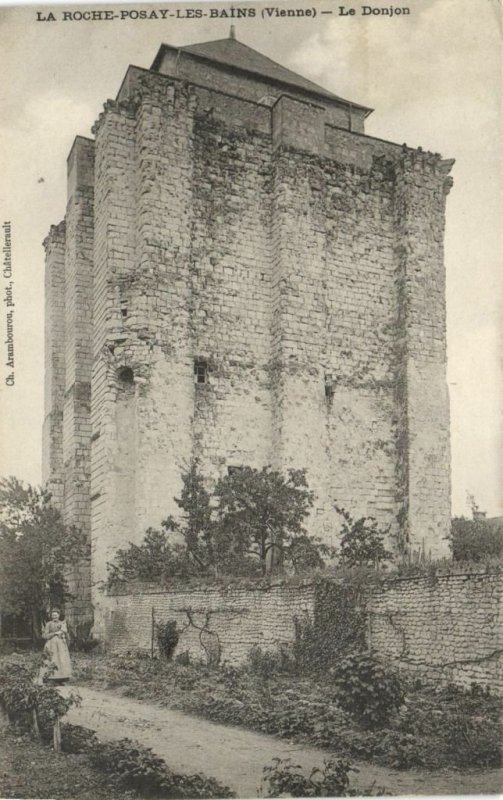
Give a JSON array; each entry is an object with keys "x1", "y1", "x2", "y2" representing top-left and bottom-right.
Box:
[
  {"x1": 325, "y1": 373, "x2": 335, "y2": 401},
  {"x1": 118, "y1": 366, "x2": 134, "y2": 386},
  {"x1": 194, "y1": 359, "x2": 208, "y2": 385}
]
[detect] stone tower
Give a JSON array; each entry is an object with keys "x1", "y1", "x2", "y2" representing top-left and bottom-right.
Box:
[{"x1": 43, "y1": 34, "x2": 454, "y2": 635}]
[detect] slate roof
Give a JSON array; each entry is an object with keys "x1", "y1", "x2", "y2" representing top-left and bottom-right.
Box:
[{"x1": 151, "y1": 37, "x2": 372, "y2": 115}]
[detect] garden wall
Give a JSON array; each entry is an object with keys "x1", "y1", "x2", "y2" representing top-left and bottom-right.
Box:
[
  {"x1": 368, "y1": 571, "x2": 502, "y2": 694},
  {"x1": 105, "y1": 570, "x2": 502, "y2": 695},
  {"x1": 104, "y1": 581, "x2": 315, "y2": 664}
]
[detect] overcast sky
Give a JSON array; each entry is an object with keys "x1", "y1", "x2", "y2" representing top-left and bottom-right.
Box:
[{"x1": 0, "y1": 0, "x2": 501, "y2": 518}]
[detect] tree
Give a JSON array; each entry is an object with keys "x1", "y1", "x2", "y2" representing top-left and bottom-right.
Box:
[
  {"x1": 163, "y1": 459, "x2": 215, "y2": 573},
  {"x1": 213, "y1": 466, "x2": 328, "y2": 575},
  {"x1": 107, "y1": 463, "x2": 333, "y2": 584},
  {"x1": 107, "y1": 460, "x2": 215, "y2": 586},
  {"x1": 0, "y1": 477, "x2": 88, "y2": 637},
  {"x1": 450, "y1": 516, "x2": 503, "y2": 562},
  {"x1": 335, "y1": 505, "x2": 393, "y2": 568}
]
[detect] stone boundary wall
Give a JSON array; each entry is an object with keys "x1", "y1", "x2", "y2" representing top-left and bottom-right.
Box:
[
  {"x1": 368, "y1": 571, "x2": 502, "y2": 694},
  {"x1": 105, "y1": 581, "x2": 315, "y2": 664},
  {"x1": 106, "y1": 571, "x2": 501, "y2": 694}
]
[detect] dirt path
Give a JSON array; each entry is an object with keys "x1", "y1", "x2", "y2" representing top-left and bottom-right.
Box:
[{"x1": 65, "y1": 686, "x2": 502, "y2": 797}]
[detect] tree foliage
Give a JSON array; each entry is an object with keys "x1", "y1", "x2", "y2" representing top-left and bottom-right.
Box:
[
  {"x1": 163, "y1": 460, "x2": 215, "y2": 573},
  {"x1": 335, "y1": 506, "x2": 393, "y2": 568},
  {"x1": 107, "y1": 463, "x2": 333, "y2": 584},
  {"x1": 106, "y1": 527, "x2": 190, "y2": 585},
  {"x1": 450, "y1": 516, "x2": 503, "y2": 562},
  {"x1": 106, "y1": 461, "x2": 215, "y2": 585},
  {"x1": 0, "y1": 654, "x2": 81, "y2": 744},
  {"x1": 213, "y1": 466, "x2": 326, "y2": 575},
  {"x1": 0, "y1": 477, "x2": 88, "y2": 635}
]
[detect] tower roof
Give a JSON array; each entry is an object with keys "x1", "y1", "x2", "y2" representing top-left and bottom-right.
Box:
[{"x1": 151, "y1": 36, "x2": 372, "y2": 115}]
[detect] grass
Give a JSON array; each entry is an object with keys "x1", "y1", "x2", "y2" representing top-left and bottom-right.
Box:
[{"x1": 72, "y1": 651, "x2": 502, "y2": 772}]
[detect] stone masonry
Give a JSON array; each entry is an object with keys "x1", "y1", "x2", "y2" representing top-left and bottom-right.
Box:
[
  {"x1": 43, "y1": 35, "x2": 454, "y2": 636},
  {"x1": 106, "y1": 580, "x2": 316, "y2": 664},
  {"x1": 106, "y1": 571, "x2": 502, "y2": 696},
  {"x1": 368, "y1": 570, "x2": 502, "y2": 694}
]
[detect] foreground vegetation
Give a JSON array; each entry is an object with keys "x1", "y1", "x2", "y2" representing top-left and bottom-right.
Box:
[
  {"x1": 0, "y1": 653, "x2": 235, "y2": 799},
  {"x1": 0, "y1": 651, "x2": 383, "y2": 798},
  {"x1": 73, "y1": 650, "x2": 502, "y2": 772},
  {"x1": 0, "y1": 731, "x2": 128, "y2": 800}
]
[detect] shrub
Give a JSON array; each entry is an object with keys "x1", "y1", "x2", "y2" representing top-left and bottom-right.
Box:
[
  {"x1": 0, "y1": 659, "x2": 40, "y2": 723},
  {"x1": 443, "y1": 712, "x2": 502, "y2": 767},
  {"x1": 71, "y1": 635, "x2": 100, "y2": 653},
  {"x1": 0, "y1": 655, "x2": 81, "y2": 742},
  {"x1": 36, "y1": 684, "x2": 81, "y2": 735},
  {"x1": 60, "y1": 722, "x2": 99, "y2": 754},
  {"x1": 156, "y1": 621, "x2": 179, "y2": 661},
  {"x1": 331, "y1": 652, "x2": 403, "y2": 728},
  {"x1": 88, "y1": 737, "x2": 234, "y2": 798},
  {"x1": 390, "y1": 695, "x2": 502, "y2": 769},
  {"x1": 246, "y1": 645, "x2": 294, "y2": 679},
  {"x1": 261, "y1": 757, "x2": 386, "y2": 797},
  {"x1": 375, "y1": 729, "x2": 425, "y2": 769},
  {"x1": 335, "y1": 506, "x2": 393, "y2": 567}
]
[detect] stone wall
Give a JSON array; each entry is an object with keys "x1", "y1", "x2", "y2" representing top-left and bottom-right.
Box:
[
  {"x1": 62, "y1": 137, "x2": 95, "y2": 631},
  {"x1": 105, "y1": 571, "x2": 502, "y2": 695},
  {"x1": 368, "y1": 570, "x2": 502, "y2": 694},
  {"x1": 42, "y1": 221, "x2": 66, "y2": 508},
  {"x1": 105, "y1": 581, "x2": 315, "y2": 664}
]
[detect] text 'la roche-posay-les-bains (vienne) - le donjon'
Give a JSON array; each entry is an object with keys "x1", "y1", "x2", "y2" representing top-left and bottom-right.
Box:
[{"x1": 35, "y1": 5, "x2": 412, "y2": 22}]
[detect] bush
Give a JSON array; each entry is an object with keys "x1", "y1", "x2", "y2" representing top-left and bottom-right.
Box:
[
  {"x1": 0, "y1": 655, "x2": 81, "y2": 743},
  {"x1": 331, "y1": 652, "x2": 403, "y2": 728},
  {"x1": 443, "y1": 712, "x2": 502, "y2": 767},
  {"x1": 389, "y1": 693, "x2": 502, "y2": 769},
  {"x1": 36, "y1": 685, "x2": 81, "y2": 735},
  {"x1": 246, "y1": 645, "x2": 294, "y2": 679},
  {"x1": 0, "y1": 659, "x2": 41, "y2": 724},
  {"x1": 156, "y1": 621, "x2": 179, "y2": 661},
  {"x1": 59, "y1": 722, "x2": 99, "y2": 753},
  {"x1": 88, "y1": 737, "x2": 234, "y2": 798},
  {"x1": 450, "y1": 516, "x2": 503, "y2": 561},
  {"x1": 261, "y1": 757, "x2": 386, "y2": 797},
  {"x1": 335, "y1": 506, "x2": 393, "y2": 568},
  {"x1": 375, "y1": 729, "x2": 425, "y2": 769},
  {"x1": 71, "y1": 636, "x2": 100, "y2": 653}
]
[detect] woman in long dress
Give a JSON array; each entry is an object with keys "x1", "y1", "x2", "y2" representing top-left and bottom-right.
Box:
[{"x1": 42, "y1": 609, "x2": 72, "y2": 683}]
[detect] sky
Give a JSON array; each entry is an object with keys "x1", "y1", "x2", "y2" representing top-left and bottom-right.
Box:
[{"x1": 0, "y1": 0, "x2": 501, "y2": 518}]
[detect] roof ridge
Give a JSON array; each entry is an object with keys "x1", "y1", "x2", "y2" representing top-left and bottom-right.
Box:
[{"x1": 153, "y1": 38, "x2": 372, "y2": 113}]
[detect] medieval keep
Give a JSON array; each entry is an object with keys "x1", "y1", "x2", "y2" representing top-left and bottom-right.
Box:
[{"x1": 42, "y1": 33, "x2": 454, "y2": 635}]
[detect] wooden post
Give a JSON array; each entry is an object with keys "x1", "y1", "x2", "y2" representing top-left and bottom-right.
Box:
[
  {"x1": 53, "y1": 719, "x2": 61, "y2": 752},
  {"x1": 31, "y1": 709, "x2": 41, "y2": 740},
  {"x1": 151, "y1": 607, "x2": 155, "y2": 659},
  {"x1": 0, "y1": 703, "x2": 9, "y2": 731}
]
